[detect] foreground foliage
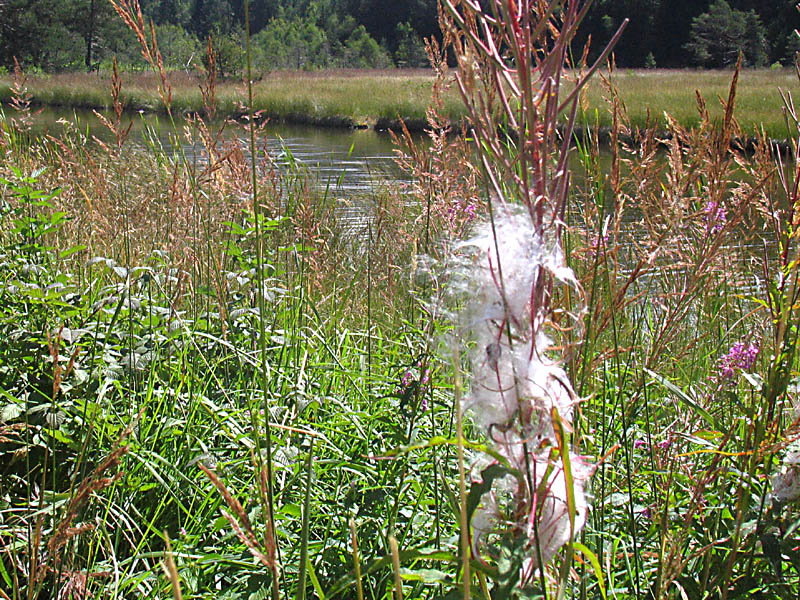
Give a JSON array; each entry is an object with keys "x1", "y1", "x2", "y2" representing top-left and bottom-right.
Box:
[{"x1": 1, "y1": 2, "x2": 800, "y2": 600}]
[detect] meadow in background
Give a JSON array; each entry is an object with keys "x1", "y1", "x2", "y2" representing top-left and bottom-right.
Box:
[{"x1": 1, "y1": 67, "x2": 798, "y2": 137}]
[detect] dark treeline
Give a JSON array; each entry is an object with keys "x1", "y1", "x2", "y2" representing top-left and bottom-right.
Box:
[
  {"x1": 0, "y1": 0, "x2": 437, "y2": 73},
  {"x1": 0, "y1": 0, "x2": 798, "y2": 73},
  {"x1": 574, "y1": 0, "x2": 799, "y2": 68}
]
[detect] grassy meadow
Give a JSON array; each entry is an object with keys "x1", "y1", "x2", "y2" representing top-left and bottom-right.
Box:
[
  {"x1": 582, "y1": 68, "x2": 800, "y2": 140},
  {"x1": 2, "y1": 5, "x2": 800, "y2": 600},
  {"x1": 0, "y1": 69, "x2": 463, "y2": 130},
  {"x1": 1, "y1": 67, "x2": 799, "y2": 137}
]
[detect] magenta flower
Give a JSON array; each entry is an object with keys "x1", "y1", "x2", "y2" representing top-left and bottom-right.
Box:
[
  {"x1": 446, "y1": 199, "x2": 479, "y2": 227},
  {"x1": 394, "y1": 362, "x2": 431, "y2": 412},
  {"x1": 633, "y1": 439, "x2": 647, "y2": 449},
  {"x1": 718, "y1": 341, "x2": 759, "y2": 381},
  {"x1": 587, "y1": 233, "x2": 609, "y2": 258},
  {"x1": 420, "y1": 369, "x2": 430, "y2": 386},
  {"x1": 401, "y1": 369, "x2": 413, "y2": 387}
]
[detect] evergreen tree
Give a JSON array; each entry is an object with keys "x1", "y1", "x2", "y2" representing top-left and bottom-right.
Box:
[
  {"x1": 339, "y1": 24, "x2": 392, "y2": 68},
  {"x1": 394, "y1": 21, "x2": 428, "y2": 68},
  {"x1": 252, "y1": 14, "x2": 329, "y2": 70},
  {"x1": 685, "y1": 0, "x2": 769, "y2": 68},
  {"x1": 0, "y1": 0, "x2": 796, "y2": 72},
  {"x1": 191, "y1": 0, "x2": 235, "y2": 39},
  {"x1": 340, "y1": 0, "x2": 437, "y2": 49},
  {"x1": 573, "y1": 0, "x2": 667, "y2": 68},
  {"x1": 0, "y1": 0, "x2": 136, "y2": 70},
  {"x1": 141, "y1": 0, "x2": 193, "y2": 28},
  {"x1": 155, "y1": 23, "x2": 201, "y2": 70}
]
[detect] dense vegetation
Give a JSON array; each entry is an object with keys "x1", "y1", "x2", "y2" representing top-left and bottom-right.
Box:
[
  {"x1": 2, "y1": 2, "x2": 800, "y2": 600},
  {"x1": 0, "y1": 0, "x2": 435, "y2": 73},
  {"x1": 1, "y1": 0, "x2": 799, "y2": 74}
]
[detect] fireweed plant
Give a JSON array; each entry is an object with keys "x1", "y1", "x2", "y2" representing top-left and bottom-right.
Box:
[
  {"x1": 449, "y1": 208, "x2": 591, "y2": 572},
  {"x1": 438, "y1": 0, "x2": 625, "y2": 594}
]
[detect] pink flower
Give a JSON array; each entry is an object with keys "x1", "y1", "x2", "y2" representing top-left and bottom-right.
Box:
[
  {"x1": 588, "y1": 233, "x2": 609, "y2": 258},
  {"x1": 401, "y1": 369, "x2": 413, "y2": 387},
  {"x1": 718, "y1": 341, "x2": 759, "y2": 380}
]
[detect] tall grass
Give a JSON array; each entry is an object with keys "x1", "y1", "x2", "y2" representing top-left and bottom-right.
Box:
[
  {"x1": 1, "y1": 1, "x2": 800, "y2": 600},
  {"x1": 579, "y1": 67, "x2": 800, "y2": 140}
]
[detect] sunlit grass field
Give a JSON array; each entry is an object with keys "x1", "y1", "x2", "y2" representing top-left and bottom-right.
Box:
[
  {"x1": 0, "y1": 69, "x2": 461, "y2": 129},
  {"x1": 583, "y1": 67, "x2": 800, "y2": 139},
  {"x1": 1, "y1": 67, "x2": 798, "y2": 136}
]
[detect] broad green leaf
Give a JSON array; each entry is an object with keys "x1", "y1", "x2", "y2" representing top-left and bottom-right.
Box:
[
  {"x1": 645, "y1": 368, "x2": 715, "y2": 427},
  {"x1": 399, "y1": 567, "x2": 451, "y2": 583},
  {"x1": 574, "y1": 542, "x2": 606, "y2": 600}
]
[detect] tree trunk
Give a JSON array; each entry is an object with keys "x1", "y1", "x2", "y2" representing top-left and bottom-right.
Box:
[{"x1": 85, "y1": 0, "x2": 96, "y2": 71}]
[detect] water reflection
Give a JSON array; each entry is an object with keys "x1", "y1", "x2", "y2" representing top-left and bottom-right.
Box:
[{"x1": 25, "y1": 107, "x2": 409, "y2": 195}]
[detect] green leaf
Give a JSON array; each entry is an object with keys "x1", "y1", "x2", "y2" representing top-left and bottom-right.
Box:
[
  {"x1": 0, "y1": 388, "x2": 23, "y2": 421},
  {"x1": 645, "y1": 368, "x2": 716, "y2": 427},
  {"x1": 327, "y1": 548, "x2": 459, "y2": 598},
  {"x1": 741, "y1": 372, "x2": 763, "y2": 389},
  {"x1": 282, "y1": 503, "x2": 302, "y2": 518},
  {"x1": 224, "y1": 220, "x2": 251, "y2": 236},
  {"x1": 437, "y1": 463, "x2": 460, "y2": 521},
  {"x1": 573, "y1": 542, "x2": 606, "y2": 600},
  {"x1": 306, "y1": 557, "x2": 326, "y2": 600},
  {"x1": 0, "y1": 545, "x2": 13, "y2": 588},
  {"x1": 466, "y1": 463, "x2": 516, "y2": 527},
  {"x1": 43, "y1": 428, "x2": 76, "y2": 448},
  {"x1": 399, "y1": 567, "x2": 451, "y2": 583},
  {"x1": 551, "y1": 407, "x2": 576, "y2": 534},
  {"x1": 59, "y1": 245, "x2": 88, "y2": 259}
]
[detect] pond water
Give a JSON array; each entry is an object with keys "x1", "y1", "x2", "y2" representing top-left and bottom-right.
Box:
[
  {"x1": 14, "y1": 107, "x2": 776, "y2": 266},
  {"x1": 24, "y1": 107, "x2": 408, "y2": 195}
]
